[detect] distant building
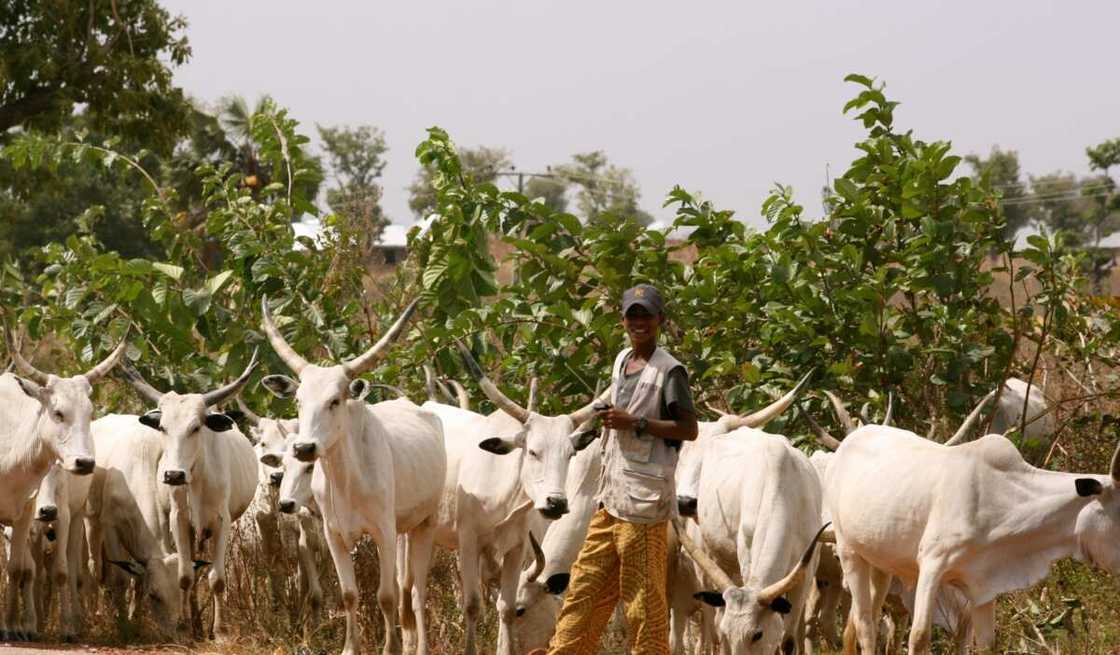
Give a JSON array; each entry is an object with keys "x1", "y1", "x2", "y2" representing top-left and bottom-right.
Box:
[{"x1": 372, "y1": 223, "x2": 410, "y2": 265}]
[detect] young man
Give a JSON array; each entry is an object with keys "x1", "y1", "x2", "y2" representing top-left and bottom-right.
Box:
[{"x1": 545, "y1": 283, "x2": 699, "y2": 655}]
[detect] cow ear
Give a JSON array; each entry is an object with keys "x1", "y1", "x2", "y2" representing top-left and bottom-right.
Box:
[
  {"x1": 769, "y1": 596, "x2": 793, "y2": 615},
  {"x1": 571, "y1": 428, "x2": 601, "y2": 452},
  {"x1": 349, "y1": 379, "x2": 371, "y2": 401},
  {"x1": 139, "y1": 410, "x2": 162, "y2": 431},
  {"x1": 205, "y1": 413, "x2": 235, "y2": 432},
  {"x1": 479, "y1": 429, "x2": 525, "y2": 455},
  {"x1": 261, "y1": 375, "x2": 298, "y2": 399},
  {"x1": 1076, "y1": 478, "x2": 1104, "y2": 497},
  {"x1": 13, "y1": 376, "x2": 45, "y2": 402},
  {"x1": 693, "y1": 591, "x2": 725, "y2": 608},
  {"x1": 545, "y1": 573, "x2": 571, "y2": 595},
  {"x1": 108, "y1": 559, "x2": 145, "y2": 577}
]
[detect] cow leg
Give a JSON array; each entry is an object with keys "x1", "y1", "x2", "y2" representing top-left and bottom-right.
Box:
[
  {"x1": 837, "y1": 546, "x2": 876, "y2": 655},
  {"x1": 458, "y1": 532, "x2": 483, "y2": 655},
  {"x1": 7, "y1": 506, "x2": 37, "y2": 641},
  {"x1": 296, "y1": 514, "x2": 324, "y2": 634},
  {"x1": 396, "y1": 536, "x2": 413, "y2": 654},
  {"x1": 325, "y1": 526, "x2": 362, "y2": 655},
  {"x1": 907, "y1": 561, "x2": 949, "y2": 655},
  {"x1": 404, "y1": 522, "x2": 436, "y2": 655},
  {"x1": 168, "y1": 489, "x2": 193, "y2": 632},
  {"x1": 971, "y1": 602, "x2": 995, "y2": 653},
  {"x1": 494, "y1": 541, "x2": 524, "y2": 655},
  {"x1": 255, "y1": 511, "x2": 284, "y2": 610},
  {"x1": 820, "y1": 582, "x2": 842, "y2": 650},
  {"x1": 208, "y1": 512, "x2": 232, "y2": 641},
  {"x1": 372, "y1": 524, "x2": 402, "y2": 655}
]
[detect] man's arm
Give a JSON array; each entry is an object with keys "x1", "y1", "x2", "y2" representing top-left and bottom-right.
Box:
[{"x1": 599, "y1": 365, "x2": 699, "y2": 441}]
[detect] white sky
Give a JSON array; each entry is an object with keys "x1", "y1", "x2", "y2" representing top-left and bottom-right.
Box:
[{"x1": 161, "y1": 0, "x2": 1119, "y2": 229}]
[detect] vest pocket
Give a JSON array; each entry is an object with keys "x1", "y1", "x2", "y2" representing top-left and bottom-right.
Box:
[
  {"x1": 618, "y1": 430, "x2": 653, "y2": 463},
  {"x1": 623, "y1": 467, "x2": 670, "y2": 520}
]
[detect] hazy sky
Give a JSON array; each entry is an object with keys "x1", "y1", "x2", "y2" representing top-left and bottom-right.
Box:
[{"x1": 161, "y1": 1, "x2": 1119, "y2": 229}]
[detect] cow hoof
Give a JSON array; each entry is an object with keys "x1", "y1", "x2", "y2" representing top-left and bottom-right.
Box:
[
  {"x1": 25, "y1": 632, "x2": 39, "y2": 643},
  {"x1": 62, "y1": 632, "x2": 77, "y2": 643},
  {"x1": 0, "y1": 630, "x2": 9, "y2": 641}
]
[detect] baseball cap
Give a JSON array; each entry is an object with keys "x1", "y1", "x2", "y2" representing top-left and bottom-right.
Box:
[{"x1": 621, "y1": 284, "x2": 664, "y2": 316}]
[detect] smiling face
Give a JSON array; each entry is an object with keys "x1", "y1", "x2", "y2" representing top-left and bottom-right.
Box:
[{"x1": 622, "y1": 305, "x2": 662, "y2": 350}]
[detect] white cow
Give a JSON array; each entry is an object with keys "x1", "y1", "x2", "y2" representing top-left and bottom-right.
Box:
[
  {"x1": 238, "y1": 397, "x2": 327, "y2": 624},
  {"x1": 421, "y1": 345, "x2": 607, "y2": 655},
  {"x1": 28, "y1": 462, "x2": 94, "y2": 641},
  {"x1": 118, "y1": 356, "x2": 259, "y2": 640},
  {"x1": 84, "y1": 414, "x2": 190, "y2": 640},
  {"x1": 261, "y1": 297, "x2": 445, "y2": 655},
  {"x1": 683, "y1": 430, "x2": 826, "y2": 655},
  {"x1": 988, "y1": 378, "x2": 1055, "y2": 454},
  {"x1": 826, "y1": 426, "x2": 1120, "y2": 654},
  {"x1": 0, "y1": 333, "x2": 127, "y2": 640}
]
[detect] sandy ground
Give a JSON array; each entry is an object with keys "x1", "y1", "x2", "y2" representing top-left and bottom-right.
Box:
[{"x1": 0, "y1": 645, "x2": 201, "y2": 655}]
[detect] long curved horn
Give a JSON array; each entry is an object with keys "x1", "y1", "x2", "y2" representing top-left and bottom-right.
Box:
[
  {"x1": 568, "y1": 382, "x2": 612, "y2": 426},
  {"x1": 423, "y1": 365, "x2": 445, "y2": 403},
  {"x1": 803, "y1": 408, "x2": 842, "y2": 451},
  {"x1": 369, "y1": 383, "x2": 408, "y2": 399},
  {"x1": 1111, "y1": 441, "x2": 1120, "y2": 483},
  {"x1": 342, "y1": 300, "x2": 420, "y2": 378},
  {"x1": 7, "y1": 329, "x2": 49, "y2": 386},
  {"x1": 823, "y1": 390, "x2": 856, "y2": 435},
  {"x1": 261, "y1": 296, "x2": 310, "y2": 375},
  {"x1": 527, "y1": 377, "x2": 539, "y2": 415},
  {"x1": 705, "y1": 402, "x2": 731, "y2": 418},
  {"x1": 527, "y1": 531, "x2": 546, "y2": 584},
  {"x1": 883, "y1": 392, "x2": 894, "y2": 427},
  {"x1": 944, "y1": 390, "x2": 997, "y2": 446},
  {"x1": 859, "y1": 403, "x2": 872, "y2": 426},
  {"x1": 447, "y1": 379, "x2": 470, "y2": 410},
  {"x1": 202, "y1": 348, "x2": 260, "y2": 408},
  {"x1": 455, "y1": 340, "x2": 529, "y2": 424},
  {"x1": 83, "y1": 334, "x2": 130, "y2": 383},
  {"x1": 757, "y1": 522, "x2": 831, "y2": 607},
  {"x1": 118, "y1": 361, "x2": 165, "y2": 404},
  {"x1": 723, "y1": 369, "x2": 815, "y2": 430},
  {"x1": 235, "y1": 396, "x2": 262, "y2": 426},
  {"x1": 672, "y1": 519, "x2": 734, "y2": 591}
]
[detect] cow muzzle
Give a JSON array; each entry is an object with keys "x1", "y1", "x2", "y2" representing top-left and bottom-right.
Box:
[
  {"x1": 36, "y1": 505, "x2": 58, "y2": 522},
  {"x1": 163, "y1": 470, "x2": 187, "y2": 486},
  {"x1": 278, "y1": 499, "x2": 297, "y2": 514},
  {"x1": 540, "y1": 495, "x2": 569, "y2": 519},
  {"x1": 292, "y1": 441, "x2": 317, "y2": 462},
  {"x1": 71, "y1": 457, "x2": 95, "y2": 475},
  {"x1": 269, "y1": 471, "x2": 284, "y2": 487},
  {"x1": 677, "y1": 495, "x2": 698, "y2": 517}
]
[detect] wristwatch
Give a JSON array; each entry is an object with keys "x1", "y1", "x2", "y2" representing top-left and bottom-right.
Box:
[{"x1": 635, "y1": 417, "x2": 648, "y2": 436}]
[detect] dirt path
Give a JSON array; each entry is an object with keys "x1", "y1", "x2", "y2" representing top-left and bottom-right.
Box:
[{"x1": 0, "y1": 645, "x2": 191, "y2": 655}]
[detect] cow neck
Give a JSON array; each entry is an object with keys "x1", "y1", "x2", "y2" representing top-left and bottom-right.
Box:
[
  {"x1": 0, "y1": 401, "x2": 51, "y2": 476},
  {"x1": 316, "y1": 401, "x2": 370, "y2": 524}
]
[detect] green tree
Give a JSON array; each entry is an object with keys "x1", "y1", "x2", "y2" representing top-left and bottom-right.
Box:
[
  {"x1": 553, "y1": 151, "x2": 653, "y2": 226},
  {"x1": 1028, "y1": 173, "x2": 1093, "y2": 245},
  {"x1": 966, "y1": 147, "x2": 1031, "y2": 241},
  {"x1": 318, "y1": 124, "x2": 390, "y2": 241},
  {"x1": 408, "y1": 145, "x2": 511, "y2": 218},
  {"x1": 0, "y1": 0, "x2": 192, "y2": 153}
]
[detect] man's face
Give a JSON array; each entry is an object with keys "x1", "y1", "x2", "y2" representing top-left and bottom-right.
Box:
[{"x1": 623, "y1": 305, "x2": 661, "y2": 347}]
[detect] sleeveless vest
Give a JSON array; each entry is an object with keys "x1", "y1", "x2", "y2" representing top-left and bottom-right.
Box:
[{"x1": 596, "y1": 346, "x2": 682, "y2": 524}]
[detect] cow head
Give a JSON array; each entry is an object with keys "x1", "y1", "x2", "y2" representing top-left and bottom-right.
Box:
[
  {"x1": 456, "y1": 341, "x2": 608, "y2": 520},
  {"x1": 515, "y1": 531, "x2": 571, "y2": 617},
  {"x1": 238, "y1": 395, "x2": 297, "y2": 487},
  {"x1": 107, "y1": 554, "x2": 185, "y2": 639},
  {"x1": 278, "y1": 442, "x2": 317, "y2": 516},
  {"x1": 676, "y1": 371, "x2": 815, "y2": 518},
  {"x1": 682, "y1": 520, "x2": 828, "y2": 655},
  {"x1": 6, "y1": 331, "x2": 128, "y2": 475},
  {"x1": 259, "y1": 297, "x2": 418, "y2": 462},
  {"x1": 1074, "y1": 441, "x2": 1120, "y2": 572},
  {"x1": 120, "y1": 352, "x2": 258, "y2": 487}
]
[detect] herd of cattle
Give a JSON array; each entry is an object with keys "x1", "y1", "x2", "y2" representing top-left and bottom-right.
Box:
[{"x1": 0, "y1": 297, "x2": 1116, "y2": 655}]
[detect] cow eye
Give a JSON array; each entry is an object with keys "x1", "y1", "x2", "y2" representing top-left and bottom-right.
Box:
[
  {"x1": 752, "y1": 631, "x2": 763, "y2": 642},
  {"x1": 191, "y1": 425, "x2": 200, "y2": 435},
  {"x1": 330, "y1": 399, "x2": 341, "y2": 409},
  {"x1": 53, "y1": 410, "x2": 64, "y2": 422}
]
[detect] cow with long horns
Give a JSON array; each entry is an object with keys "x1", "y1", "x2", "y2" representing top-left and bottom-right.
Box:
[
  {"x1": 825, "y1": 423, "x2": 1120, "y2": 655},
  {"x1": 679, "y1": 427, "x2": 826, "y2": 655},
  {"x1": 0, "y1": 330, "x2": 128, "y2": 641},
  {"x1": 260, "y1": 297, "x2": 445, "y2": 655},
  {"x1": 118, "y1": 354, "x2": 259, "y2": 640}
]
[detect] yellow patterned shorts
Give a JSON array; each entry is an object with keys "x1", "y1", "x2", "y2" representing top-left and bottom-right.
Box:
[{"x1": 547, "y1": 509, "x2": 669, "y2": 655}]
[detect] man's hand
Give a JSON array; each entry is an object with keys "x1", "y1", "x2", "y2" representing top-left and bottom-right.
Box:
[{"x1": 599, "y1": 407, "x2": 638, "y2": 431}]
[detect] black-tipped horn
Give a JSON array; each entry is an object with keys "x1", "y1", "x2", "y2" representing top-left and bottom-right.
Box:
[
  {"x1": 527, "y1": 531, "x2": 546, "y2": 583},
  {"x1": 118, "y1": 361, "x2": 165, "y2": 404},
  {"x1": 724, "y1": 368, "x2": 816, "y2": 430},
  {"x1": 202, "y1": 349, "x2": 260, "y2": 408},
  {"x1": 756, "y1": 522, "x2": 831, "y2": 607},
  {"x1": 823, "y1": 390, "x2": 855, "y2": 435},
  {"x1": 342, "y1": 300, "x2": 420, "y2": 378}
]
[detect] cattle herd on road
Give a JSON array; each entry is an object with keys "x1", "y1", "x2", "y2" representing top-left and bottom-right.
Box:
[{"x1": 0, "y1": 298, "x2": 1115, "y2": 655}]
